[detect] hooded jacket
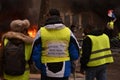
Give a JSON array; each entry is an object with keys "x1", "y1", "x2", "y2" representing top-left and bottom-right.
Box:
[{"x1": 32, "y1": 16, "x2": 80, "y2": 77}]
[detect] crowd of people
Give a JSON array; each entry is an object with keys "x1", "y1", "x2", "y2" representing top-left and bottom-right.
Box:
[{"x1": 0, "y1": 9, "x2": 114, "y2": 80}]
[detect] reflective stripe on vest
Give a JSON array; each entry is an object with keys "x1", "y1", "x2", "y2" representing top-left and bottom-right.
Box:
[
  {"x1": 87, "y1": 34, "x2": 114, "y2": 67},
  {"x1": 40, "y1": 27, "x2": 70, "y2": 63}
]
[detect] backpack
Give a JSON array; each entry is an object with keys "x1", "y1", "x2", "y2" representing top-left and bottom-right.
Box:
[{"x1": 3, "y1": 40, "x2": 26, "y2": 76}]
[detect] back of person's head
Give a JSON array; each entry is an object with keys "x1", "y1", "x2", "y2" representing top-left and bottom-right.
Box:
[
  {"x1": 45, "y1": 9, "x2": 63, "y2": 25},
  {"x1": 84, "y1": 24, "x2": 93, "y2": 35},
  {"x1": 10, "y1": 19, "x2": 30, "y2": 33},
  {"x1": 48, "y1": 9, "x2": 60, "y2": 17}
]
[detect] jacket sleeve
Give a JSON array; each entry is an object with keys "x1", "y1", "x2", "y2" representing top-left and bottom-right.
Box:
[
  {"x1": 69, "y1": 33, "x2": 80, "y2": 61},
  {"x1": 80, "y1": 37, "x2": 92, "y2": 70},
  {"x1": 31, "y1": 30, "x2": 42, "y2": 70}
]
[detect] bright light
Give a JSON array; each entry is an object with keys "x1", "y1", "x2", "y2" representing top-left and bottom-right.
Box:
[
  {"x1": 0, "y1": 42, "x2": 2, "y2": 47},
  {"x1": 28, "y1": 25, "x2": 37, "y2": 38}
]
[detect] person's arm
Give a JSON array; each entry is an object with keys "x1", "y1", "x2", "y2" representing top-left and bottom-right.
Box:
[
  {"x1": 69, "y1": 36, "x2": 80, "y2": 61},
  {"x1": 80, "y1": 37, "x2": 92, "y2": 74},
  {"x1": 69, "y1": 31, "x2": 80, "y2": 61},
  {"x1": 2, "y1": 31, "x2": 33, "y2": 44},
  {"x1": 68, "y1": 34, "x2": 80, "y2": 75},
  {"x1": 31, "y1": 30, "x2": 42, "y2": 70},
  {"x1": 31, "y1": 37, "x2": 42, "y2": 70},
  {"x1": 113, "y1": 18, "x2": 117, "y2": 22}
]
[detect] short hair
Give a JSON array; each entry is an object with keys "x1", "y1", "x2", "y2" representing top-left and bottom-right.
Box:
[{"x1": 49, "y1": 9, "x2": 60, "y2": 17}]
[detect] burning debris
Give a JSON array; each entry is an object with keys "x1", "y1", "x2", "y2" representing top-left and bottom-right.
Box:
[
  {"x1": 0, "y1": 42, "x2": 1, "y2": 47},
  {"x1": 28, "y1": 25, "x2": 38, "y2": 38}
]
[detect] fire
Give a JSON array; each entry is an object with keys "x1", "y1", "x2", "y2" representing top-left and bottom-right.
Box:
[
  {"x1": 28, "y1": 25, "x2": 38, "y2": 38},
  {"x1": 0, "y1": 42, "x2": 2, "y2": 47}
]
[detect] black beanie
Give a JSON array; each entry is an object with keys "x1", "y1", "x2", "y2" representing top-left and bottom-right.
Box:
[{"x1": 49, "y1": 9, "x2": 60, "y2": 17}]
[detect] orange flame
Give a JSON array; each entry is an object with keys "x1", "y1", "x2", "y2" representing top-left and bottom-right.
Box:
[
  {"x1": 0, "y1": 42, "x2": 2, "y2": 47},
  {"x1": 28, "y1": 25, "x2": 38, "y2": 38}
]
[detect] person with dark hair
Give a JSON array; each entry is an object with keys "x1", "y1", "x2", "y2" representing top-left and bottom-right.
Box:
[
  {"x1": 48, "y1": 8, "x2": 60, "y2": 17},
  {"x1": 104, "y1": 9, "x2": 117, "y2": 39},
  {"x1": 31, "y1": 9, "x2": 80, "y2": 80},
  {"x1": 80, "y1": 24, "x2": 114, "y2": 80},
  {"x1": 104, "y1": 17, "x2": 116, "y2": 39},
  {"x1": 70, "y1": 24, "x2": 76, "y2": 33}
]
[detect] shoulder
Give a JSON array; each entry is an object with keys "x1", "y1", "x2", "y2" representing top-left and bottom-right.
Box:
[{"x1": 83, "y1": 36, "x2": 91, "y2": 44}]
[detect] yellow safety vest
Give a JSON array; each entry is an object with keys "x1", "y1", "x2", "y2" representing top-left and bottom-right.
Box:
[
  {"x1": 40, "y1": 27, "x2": 70, "y2": 63},
  {"x1": 87, "y1": 34, "x2": 114, "y2": 67},
  {"x1": 108, "y1": 21, "x2": 114, "y2": 29}
]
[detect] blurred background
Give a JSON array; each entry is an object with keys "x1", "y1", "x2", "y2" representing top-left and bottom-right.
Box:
[{"x1": 0, "y1": 0, "x2": 120, "y2": 44}]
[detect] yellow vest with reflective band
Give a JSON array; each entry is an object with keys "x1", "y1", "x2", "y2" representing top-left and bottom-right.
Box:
[
  {"x1": 87, "y1": 34, "x2": 114, "y2": 67},
  {"x1": 40, "y1": 27, "x2": 70, "y2": 63},
  {"x1": 108, "y1": 21, "x2": 114, "y2": 29}
]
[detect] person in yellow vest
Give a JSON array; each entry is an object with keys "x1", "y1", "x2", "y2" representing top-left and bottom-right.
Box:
[
  {"x1": 0, "y1": 19, "x2": 33, "y2": 80},
  {"x1": 31, "y1": 9, "x2": 80, "y2": 80},
  {"x1": 105, "y1": 10, "x2": 117, "y2": 39},
  {"x1": 80, "y1": 24, "x2": 114, "y2": 80}
]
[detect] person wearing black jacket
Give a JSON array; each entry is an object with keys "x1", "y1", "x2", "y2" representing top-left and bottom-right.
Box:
[{"x1": 80, "y1": 24, "x2": 114, "y2": 80}]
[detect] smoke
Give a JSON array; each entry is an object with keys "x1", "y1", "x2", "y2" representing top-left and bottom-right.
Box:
[
  {"x1": 69, "y1": 0, "x2": 120, "y2": 29},
  {"x1": 1, "y1": 0, "x2": 32, "y2": 11},
  {"x1": 1, "y1": 0, "x2": 120, "y2": 32},
  {"x1": 70, "y1": 0, "x2": 90, "y2": 13},
  {"x1": 70, "y1": 0, "x2": 120, "y2": 13},
  {"x1": 0, "y1": 0, "x2": 40, "y2": 33}
]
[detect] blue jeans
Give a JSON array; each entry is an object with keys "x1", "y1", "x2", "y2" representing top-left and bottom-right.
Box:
[{"x1": 85, "y1": 64, "x2": 107, "y2": 80}]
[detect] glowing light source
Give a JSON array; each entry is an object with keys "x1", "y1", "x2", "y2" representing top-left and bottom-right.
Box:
[
  {"x1": 28, "y1": 25, "x2": 37, "y2": 38},
  {"x1": 0, "y1": 42, "x2": 2, "y2": 47}
]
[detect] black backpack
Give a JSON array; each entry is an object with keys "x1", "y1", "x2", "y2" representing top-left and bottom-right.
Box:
[{"x1": 3, "y1": 40, "x2": 26, "y2": 75}]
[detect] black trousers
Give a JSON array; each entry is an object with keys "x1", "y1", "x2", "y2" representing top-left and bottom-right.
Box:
[{"x1": 41, "y1": 75, "x2": 69, "y2": 80}]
